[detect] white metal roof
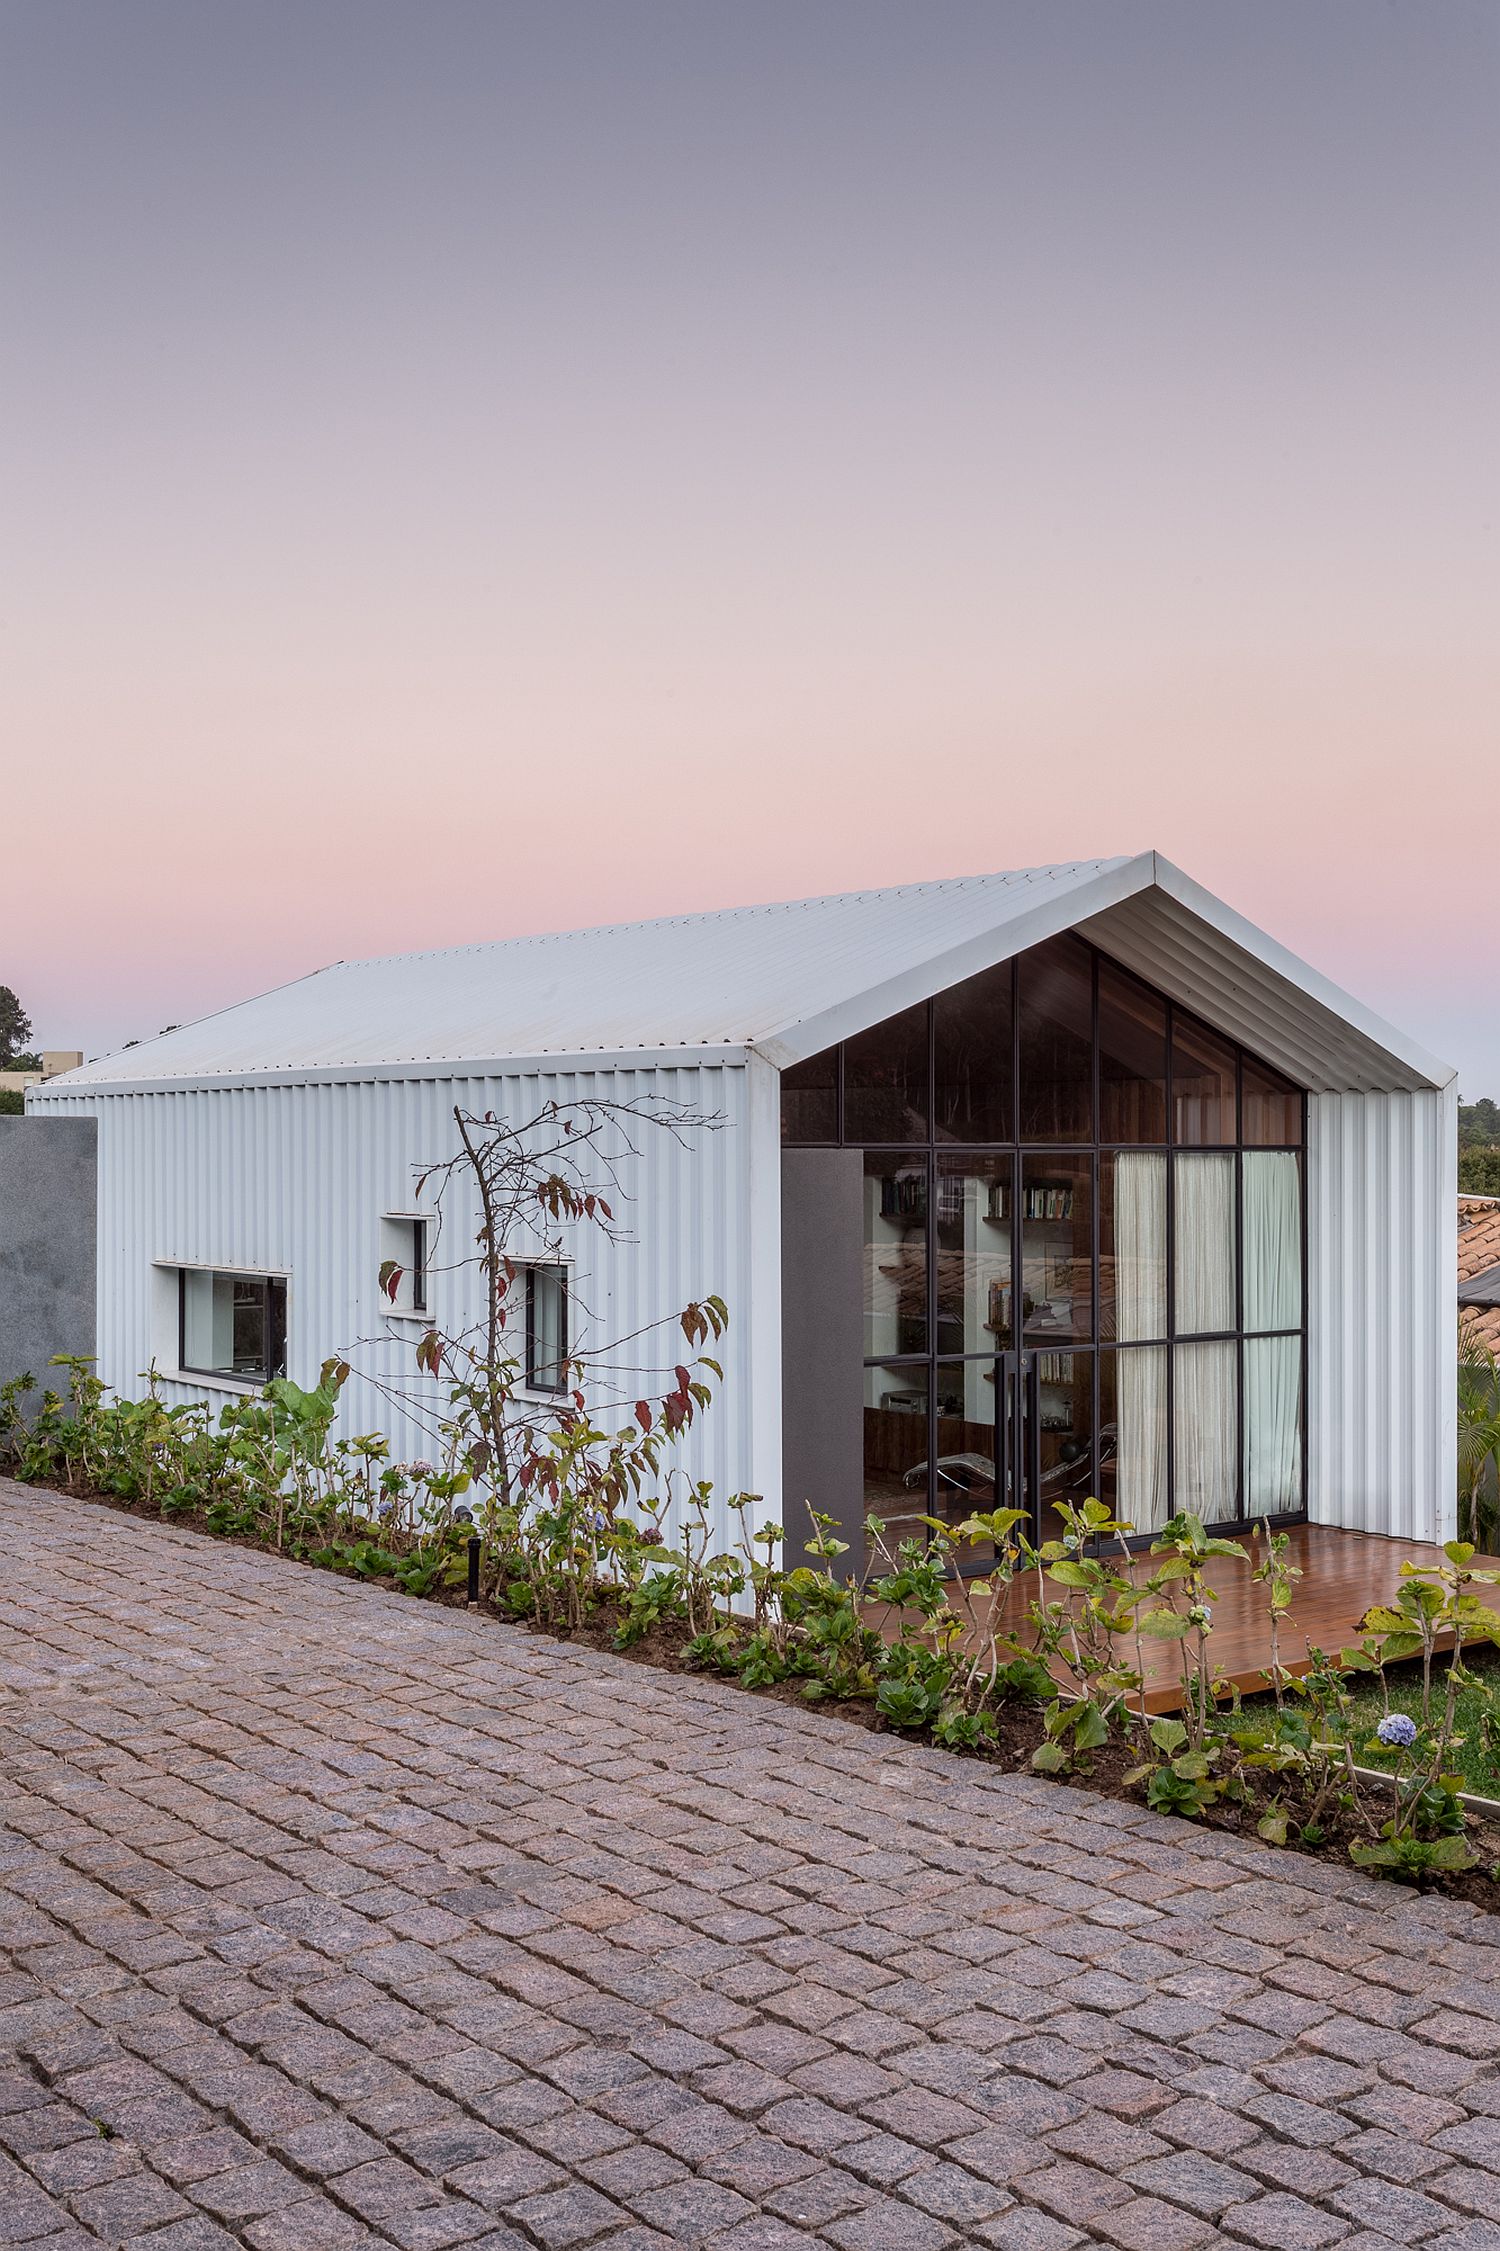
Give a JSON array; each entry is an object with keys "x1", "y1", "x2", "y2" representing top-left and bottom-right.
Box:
[{"x1": 36, "y1": 852, "x2": 1453, "y2": 1097}]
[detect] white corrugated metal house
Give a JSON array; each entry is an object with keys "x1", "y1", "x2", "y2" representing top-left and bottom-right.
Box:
[{"x1": 31, "y1": 852, "x2": 1458, "y2": 1553}]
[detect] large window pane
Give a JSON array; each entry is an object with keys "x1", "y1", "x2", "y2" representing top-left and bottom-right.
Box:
[
  {"x1": 1098, "y1": 1347, "x2": 1169, "y2": 1535},
  {"x1": 1243, "y1": 1057, "x2": 1302, "y2": 1147},
  {"x1": 781, "y1": 1049, "x2": 837, "y2": 1142},
  {"x1": 1244, "y1": 1336, "x2": 1302, "y2": 1513},
  {"x1": 1018, "y1": 935, "x2": 1093, "y2": 1142},
  {"x1": 1033, "y1": 1349, "x2": 1095, "y2": 1539},
  {"x1": 864, "y1": 1362, "x2": 931, "y2": 1544},
  {"x1": 1174, "y1": 1152, "x2": 1236, "y2": 1334},
  {"x1": 1100, "y1": 1152, "x2": 1167, "y2": 1342},
  {"x1": 1098, "y1": 961, "x2": 1168, "y2": 1143},
  {"x1": 934, "y1": 962, "x2": 1013, "y2": 1143},
  {"x1": 179, "y1": 1269, "x2": 286, "y2": 1381},
  {"x1": 845, "y1": 1002, "x2": 929, "y2": 1143},
  {"x1": 935, "y1": 1153, "x2": 1012, "y2": 1353},
  {"x1": 1021, "y1": 1156, "x2": 1092, "y2": 1344},
  {"x1": 1174, "y1": 1340, "x2": 1238, "y2": 1522},
  {"x1": 1243, "y1": 1153, "x2": 1302, "y2": 1332},
  {"x1": 1173, "y1": 1012, "x2": 1236, "y2": 1144},
  {"x1": 863, "y1": 1155, "x2": 927, "y2": 1357}
]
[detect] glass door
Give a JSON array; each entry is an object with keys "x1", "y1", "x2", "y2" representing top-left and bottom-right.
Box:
[{"x1": 993, "y1": 1348, "x2": 1096, "y2": 1549}]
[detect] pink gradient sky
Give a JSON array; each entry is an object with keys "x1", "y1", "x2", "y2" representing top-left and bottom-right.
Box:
[{"x1": 3, "y1": 3, "x2": 1496, "y2": 1087}]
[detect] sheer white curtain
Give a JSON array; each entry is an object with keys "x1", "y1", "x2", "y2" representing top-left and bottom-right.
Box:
[
  {"x1": 1113, "y1": 1154, "x2": 1168, "y2": 1532},
  {"x1": 1115, "y1": 1153, "x2": 1166, "y2": 1341},
  {"x1": 1245, "y1": 1336, "x2": 1301, "y2": 1512},
  {"x1": 1174, "y1": 1153, "x2": 1236, "y2": 1333},
  {"x1": 1243, "y1": 1153, "x2": 1301, "y2": 1333},
  {"x1": 1174, "y1": 1340, "x2": 1238, "y2": 1520},
  {"x1": 1118, "y1": 1347, "x2": 1169, "y2": 1532}
]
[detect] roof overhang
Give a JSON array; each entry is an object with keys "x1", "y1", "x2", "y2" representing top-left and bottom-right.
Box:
[
  {"x1": 26, "y1": 1046, "x2": 753, "y2": 1101},
  {"x1": 753, "y1": 852, "x2": 1454, "y2": 1095}
]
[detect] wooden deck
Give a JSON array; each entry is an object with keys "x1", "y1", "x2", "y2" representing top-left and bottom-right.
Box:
[{"x1": 889, "y1": 1524, "x2": 1500, "y2": 1714}]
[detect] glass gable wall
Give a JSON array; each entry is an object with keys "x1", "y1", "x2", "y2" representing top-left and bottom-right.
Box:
[{"x1": 781, "y1": 936, "x2": 1306, "y2": 1548}]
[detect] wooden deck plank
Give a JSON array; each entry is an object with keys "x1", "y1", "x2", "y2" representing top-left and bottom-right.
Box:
[{"x1": 871, "y1": 1525, "x2": 1500, "y2": 1714}]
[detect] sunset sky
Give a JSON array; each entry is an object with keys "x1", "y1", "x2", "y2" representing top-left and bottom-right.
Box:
[{"x1": 3, "y1": 2, "x2": 1496, "y2": 1088}]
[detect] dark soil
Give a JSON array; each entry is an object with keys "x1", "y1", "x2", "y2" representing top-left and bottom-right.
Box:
[{"x1": 22, "y1": 1474, "x2": 1500, "y2": 1916}]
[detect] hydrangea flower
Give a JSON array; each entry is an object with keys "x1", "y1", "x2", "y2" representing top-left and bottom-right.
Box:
[
  {"x1": 1376, "y1": 1712, "x2": 1419, "y2": 1749},
  {"x1": 408, "y1": 1459, "x2": 436, "y2": 1479}
]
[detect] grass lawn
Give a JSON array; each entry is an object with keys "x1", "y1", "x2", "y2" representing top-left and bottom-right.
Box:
[{"x1": 1235, "y1": 1641, "x2": 1500, "y2": 1797}]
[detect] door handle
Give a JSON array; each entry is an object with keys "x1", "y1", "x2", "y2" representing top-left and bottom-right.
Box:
[
  {"x1": 1026, "y1": 1356, "x2": 1042, "y2": 1536},
  {"x1": 1001, "y1": 1358, "x2": 1017, "y2": 1506}
]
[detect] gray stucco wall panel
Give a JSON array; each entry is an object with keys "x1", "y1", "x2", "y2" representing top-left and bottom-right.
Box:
[
  {"x1": 781, "y1": 1146, "x2": 864, "y2": 1565},
  {"x1": 0, "y1": 1118, "x2": 98, "y2": 1390}
]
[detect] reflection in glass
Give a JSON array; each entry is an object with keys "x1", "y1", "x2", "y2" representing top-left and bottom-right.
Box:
[
  {"x1": 935, "y1": 1154, "x2": 1012, "y2": 1353},
  {"x1": 1098, "y1": 1347, "x2": 1169, "y2": 1534},
  {"x1": 934, "y1": 962, "x2": 1014, "y2": 1143},
  {"x1": 1018, "y1": 935, "x2": 1093, "y2": 1142},
  {"x1": 1243, "y1": 1153, "x2": 1302, "y2": 1333},
  {"x1": 1173, "y1": 1012, "x2": 1237, "y2": 1144},
  {"x1": 1032, "y1": 1350, "x2": 1095, "y2": 1538},
  {"x1": 1021, "y1": 1157, "x2": 1092, "y2": 1344},
  {"x1": 1098, "y1": 961, "x2": 1168, "y2": 1143},
  {"x1": 1100, "y1": 1152, "x2": 1167, "y2": 1343},
  {"x1": 1175, "y1": 1340, "x2": 1238, "y2": 1520},
  {"x1": 180, "y1": 1270, "x2": 286, "y2": 1381},
  {"x1": 1174, "y1": 1153, "x2": 1236, "y2": 1335},
  {"x1": 863, "y1": 1155, "x2": 927, "y2": 1358},
  {"x1": 864, "y1": 1361, "x2": 931, "y2": 1541},
  {"x1": 526, "y1": 1265, "x2": 569, "y2": 1393},
  {"x1": 1244, "y1": 1336, "x2": 1302, "y2": 1512},
  {"x1": 781, "y1": 1048, "x2": 837, "y2": 1142},
  {"x1": 1242, "y1": 1058, "x2": 1302, "y2": 1147},
  {"x1": 931, "y1": 1359, "x2": 1000, "y2": 1557},
  {"x1": 845, "y1": 1002, "x2": 928, "y2": 1143}
]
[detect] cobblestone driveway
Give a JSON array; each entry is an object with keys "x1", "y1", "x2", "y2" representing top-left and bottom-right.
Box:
[{"x1": 3, "y1": 1488, "x2": 1500, "y2": 2251}]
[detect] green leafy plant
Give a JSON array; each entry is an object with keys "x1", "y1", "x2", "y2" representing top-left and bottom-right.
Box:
[
  {"x1": 1032, "y1": 1694, "x2": 1112, "y2": 1775},
  {"x1": 1125, "y1": 1715, "x2": 1236, "y2": 1819}
]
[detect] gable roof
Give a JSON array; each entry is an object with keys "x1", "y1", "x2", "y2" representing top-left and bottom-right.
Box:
[{"x1": 35, "y1": 851, "x2": 1453, "y2": 1097}]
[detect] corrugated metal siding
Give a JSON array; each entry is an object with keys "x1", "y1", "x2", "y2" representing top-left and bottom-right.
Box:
[
  {"x1": 1307, "y1": 1086, "x2": 1457, "y2": 1540},
  {"x1": 43, "y1": 1064, "x2": 766, "y2": 1555}
]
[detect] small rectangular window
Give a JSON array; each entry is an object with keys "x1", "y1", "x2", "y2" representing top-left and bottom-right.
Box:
[
  {"x1": 178, "y1": 1269, "x2": 287, "y2": 1383},
  {"x1": 526, "y1": 1264, "x2": 569, "y2": 1393},
  {"x1": 380, "y1": 1217, "x2": 429, "y2": 1315}
]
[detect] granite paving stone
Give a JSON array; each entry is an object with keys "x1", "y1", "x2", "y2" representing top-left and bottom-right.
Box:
[{"x1": 3, "y1": 1484, "x2": 1500, "y2": 2250}]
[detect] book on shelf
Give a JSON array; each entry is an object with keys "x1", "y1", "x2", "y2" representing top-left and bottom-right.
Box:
[
  {"x1": 879, "y1": 1172, "x2": 927, "y2": 1220},
  {"x1": 988, "y1": 1181, "x2": 1074, "y2": 1222}
]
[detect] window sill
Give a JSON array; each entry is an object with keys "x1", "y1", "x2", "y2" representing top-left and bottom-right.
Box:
[
  {"x1": 169, "y1": 1367, "x2": 266, "y2": 1396},
  {"x1": 381, "y1": 1308, "x2": 435, "y2": 1324}
]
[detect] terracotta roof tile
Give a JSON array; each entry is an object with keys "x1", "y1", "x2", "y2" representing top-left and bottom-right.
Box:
[{"x1": 1459, "y1": 1198, "x2": 1500, "y2": 1286}]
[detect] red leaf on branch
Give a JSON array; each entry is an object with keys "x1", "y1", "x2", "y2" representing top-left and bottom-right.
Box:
[{"x1": 635, "y1": 1400, "x2": 652, "y2": 1433}]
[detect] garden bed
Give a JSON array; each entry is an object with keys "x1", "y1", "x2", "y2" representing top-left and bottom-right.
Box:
[{"x1": 25, "y1": 1471, "x2": 1500, "y2": 1917}]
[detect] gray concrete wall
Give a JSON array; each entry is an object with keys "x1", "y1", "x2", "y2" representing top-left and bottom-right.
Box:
[
  {"x1": 781, "y1": 1147, "x2": 865, "y2": 1571},
  {"x1": 0, "y1": 1118, "x2": 97, "y2": 1397}
]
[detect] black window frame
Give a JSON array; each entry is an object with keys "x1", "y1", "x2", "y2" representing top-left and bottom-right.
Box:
[
  {"x1": 524, "y1": 1263, "x2": 570, "y2": 1395},
  {"x1": 177, "y1": 1267, "x2": 288, "y2": 1385},
  {"x1": 410, "y1": 1219, "x2": 428, "y2": 1315},
  {"x1": 783, "y1": 939, "x2": 1307, "y2": 1542}
]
